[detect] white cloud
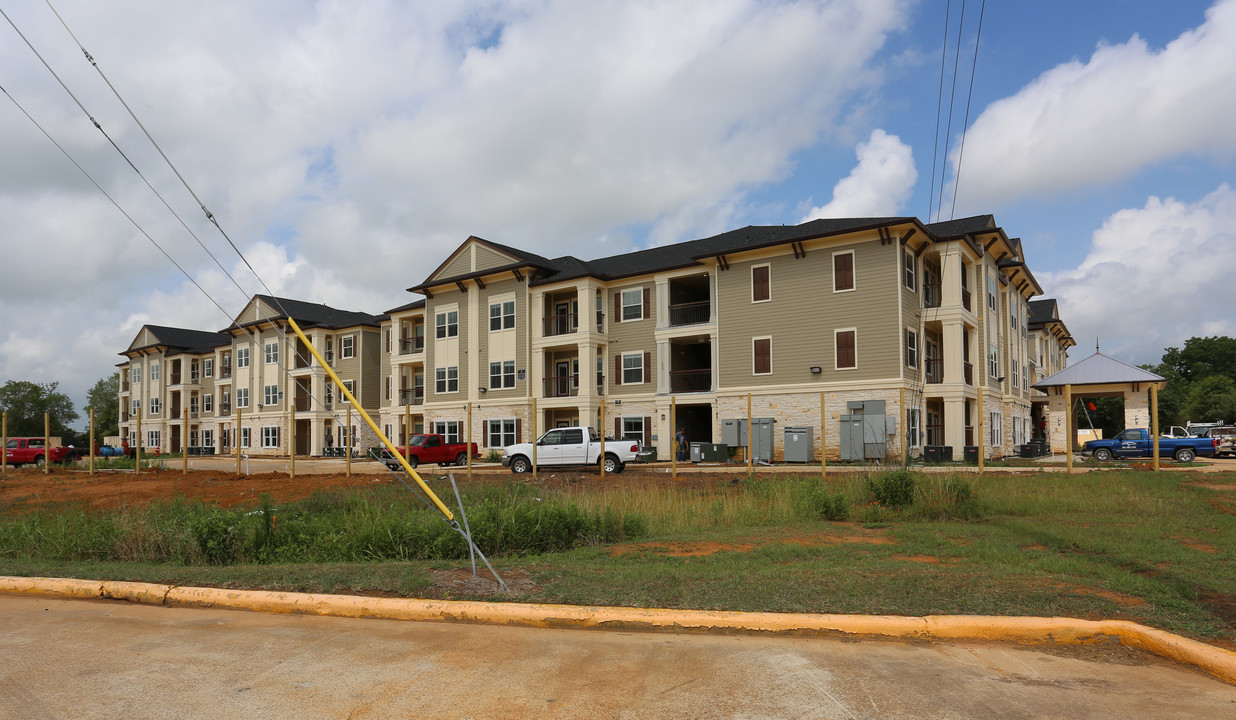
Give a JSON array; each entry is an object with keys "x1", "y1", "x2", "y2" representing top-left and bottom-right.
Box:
[
  {"x1": 800, "y1": 129, "x2": 917, "y2": 221},
  {"x1": 1042, "y1": 184, "x2": 1236, "y2": 364},
  {"x1": 951, "y1": 0, "x2": 1236, "y2": 210}
]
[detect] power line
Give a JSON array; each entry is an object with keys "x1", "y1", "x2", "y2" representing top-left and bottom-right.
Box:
[
  {"x1": 935, "y1": 0, "x2": 968, "y2": 224},
  {"x1": 927, "y1": 0, "x2": 952, "y2": 226},
  {"x1": 949, "y1": 0, "x2": 986, "y2": 221}
]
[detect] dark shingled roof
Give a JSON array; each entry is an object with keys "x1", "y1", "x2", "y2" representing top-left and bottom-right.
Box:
[
  {"x1": 1028, "y1": 298, "x2": 1061, "y2": 328},
  {"x1": 235, "y1": 295, "x2": 382, "y2": 331},
  {"x1": 925, "y1": 215, "x2": 996, "y2": 238},
  {"x1": 383, "y1": 298, "x2": 427, "y2": 315},
  {"x1": 124, "y1": 325, "x2": 231, "y2": 357}
]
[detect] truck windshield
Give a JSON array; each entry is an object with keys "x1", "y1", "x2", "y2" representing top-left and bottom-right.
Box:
[
  {"x1": 4, "y1": 440, "x2": 15, "y2": 449},
  {"x1": 407, "y1": 436, "x2": 427, "y2": 447}
]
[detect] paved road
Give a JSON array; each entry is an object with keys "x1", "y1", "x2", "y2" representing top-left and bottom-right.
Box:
[{"x1": 2, "y1": 596, "x2": 1233, "y2": 719}]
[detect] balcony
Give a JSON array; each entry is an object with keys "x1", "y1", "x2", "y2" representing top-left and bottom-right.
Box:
[
  {"x1": 121, "y1": 379, "x2": 130, "y2": 392},
  {"x1": 543, "y1": 313, "x2": 578, "y2": 337},
  {"x1": 221, "y1": 364, "x2": 232, "y2": 379},
  {"x1": 962, "y1": 288, "x2": 972, "y2": 313},
  {"x1": 399, "y1": 336, "x2": 424, "y2": 354},
  {"x1": 964, "y1": 362, "x2": 974, "y2": 386},
  {"x1": 323, "y1": 350, "x2": 334, "y2": 365},
  {"x1": 923, "y1": 282, "x2": 942, "y2": 309},
  {"x1": 669, "y1": 369, "x2": 711, "y2": 393},
  {"x1": 925, "y1": 358, "x2": 943, "y2": 384},
  {"x1": 219, "y1": 403, "x2": 231, "y2": 417},
  {"x1": 170, "y1": 373, "x2": 182, "y2": 385},
  {"x1": 669, "y1": 301, "x2": 710, "y2": 327},
  {"x1": 295, "y1": 394, "x2": 312, "y2": 412},
  {"x1": 543, "y1": 375, "x2": 578, "y2": 398},
  {"x1": 398, "y1": 388, "x2": 425, "y2": 406},
  {"x1": 965, "y1": 425, "x2": 975, "y2": 447}
]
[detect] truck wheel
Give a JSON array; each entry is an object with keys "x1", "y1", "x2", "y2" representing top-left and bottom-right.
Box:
[
  {"x1": 406, "y1": 455, "x2": 419, "y2": 469},
  {"x1": 1174, "y1": 447, "x2": 1196, "y2": 463},
  {"x1": 34, "y1": 455, "x2": 45, "y2": 468},
  {"x1": 601, "y1": 453, "x2": 623, "y2": 473},
  {"x1": 455, "y1": 452, "x2": 468, "y2": 466},
  {"x1": 510, "y1": 456, "x2": 531, "y2": 474},
  {"x1": 1092, "y1": 448, "x2": 1113, "y2": 462}
]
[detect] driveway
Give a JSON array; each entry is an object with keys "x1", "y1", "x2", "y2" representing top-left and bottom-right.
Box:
[{"x1": 1, "y1": 596, "x2": 1233, "y2": 719}]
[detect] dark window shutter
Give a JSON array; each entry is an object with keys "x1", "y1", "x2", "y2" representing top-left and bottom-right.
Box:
[
  {"x1": 752, "y1": 266, "x2": 770, "y2": 302},
  {"x1": 754, "y1": 338, "x2": 771, "y2": 374},
  {"x1": 835, "y1": 253, "x2": 854, "y2": 291},
  {"x1": 614, "y1": 292, "x2": 621, "y2": 320},
  {"x1": 515, "y1": 418, "x2": 522, "y2": 443},
  {"x1": 643, "y1": 417, "x2": 651, "y2": 447},
  {"x1": 642, "y1": 288, "x2": 651, "y2": 319},
  {"x1": 482, "y1": 420, "x2": 489, "y2": 447},
  {"x1": 643, "y1": 352, "x2": 651, "y2": 384},
  {"x1": 838, "y1": 330, "x2": 856, "y2": 368},
  {"x1": 614, "y1": 417, "x2": 621, "y2": 439},
  {"x1": 614, "y1": 355, "x2": 623, "y2": 385}
]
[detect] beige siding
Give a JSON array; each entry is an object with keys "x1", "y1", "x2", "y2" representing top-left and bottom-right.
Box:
[
  {"x1": 477, "y1": 277, "x2": 527, "y2": 400},
  {"x1": 360, "y1": 328, "x2": 381, "y2": 408},
  {"x1": 474, "y1": 246, "x2": 514, "y2": 273},
  {"x1": 379, "y1": 322, "x2": 393, "y2": 409},
  {"x1": 608, "y1": 281, "x2": 656, "y2": 396},
  {"x1": 900, "y1": 248, "x2": 923, "y2": 378},
  {"x1": 424, "y1": 288, "x2": 468, "y2": 402},
  {"x1": 717, "y1": 239, "x2": 901, "y2": 388},
  {"x1": 436, "y1": 251, "x2": 472, "y2": 281},
  {"x1": 333, "y1": 329, "x2": 363, "y2": 403},
  {"x1": 238, "y1": 298, "x2": 278, "y2": 326}
]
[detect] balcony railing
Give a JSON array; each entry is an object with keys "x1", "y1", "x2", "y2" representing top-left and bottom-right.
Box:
[
  {"x1": 668, "y1": 301, "x2": 710, "y2": 327},
  {"x1": 221, "y1": 365, "x2": 232, "y2": 378},
  {"x1": 925, "y1": 423, "x2": 944, "y2": 447},
  {"x1": 543, "y1": 313, "x2": 578, "y2": 337},
  {"x1": 924, "y1": 358, "x2": 943, "y2": 384},
  {"x1": 398, "y1": 388, "x2": 425, "y2": 405},
  {"x1": 170, "y1": 373, "x2": 182, "y2": 385},
  {"x1": 965, "y1": 425, "x2": 975, "y2": 447},
  {"x1": 923, "y1": 282, "x2": 942, "y2": 309},
  {"x1": 190, "y1": 373, "x2": 200, "y2": 383},
  {"x1": 669, "y1": 369, "x2": 711, "y2": 393},
  {"x1": 323, "y1": 351, "x2": 334, "y2": 365},
  {"x1": 121, "y1": 380, "x2": 130, "y2": 392},
  {"x1": 543, "y1": 375, "x2": 579, "y2": 398},
  {"x1": 400, "y1": 337, "x2": 425, "y2": 354},
  {"x1": 219, "y1": 403, "x2": 231, "y2": 417},
  {"x1": 294, "y1": 348, "x2": 311, "y2": 369},
  {"x1": 295, "y1": 395, "x2": 312, "y2": 412},
  {"x1": 963, "y1": 362, "x2": 974, "y2": 386},
  {"x1": 962, "y1": 288, "x2": 972, "y2": 312}
]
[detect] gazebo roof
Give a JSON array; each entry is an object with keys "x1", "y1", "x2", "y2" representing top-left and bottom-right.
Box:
[{"x1": 1033, "y1": 351, "x2": 1164, "y2": 389}]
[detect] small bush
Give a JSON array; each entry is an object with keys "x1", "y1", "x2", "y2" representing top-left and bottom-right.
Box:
[
  {"x1": 867, "y1": 469, "x2": 918, "y2": 508},
  {"x1": 190, "y1": 509, "x2": 243, "y2": 564},
  {"x1": 485, "y1": 450, "x2": 503, "y2": 463},
  {"x1": 911, "y1": 475, "x2": 982, "y2": 520},
  {"x1": 797, "y1": 478, "x2": 849, "y2": 521}
]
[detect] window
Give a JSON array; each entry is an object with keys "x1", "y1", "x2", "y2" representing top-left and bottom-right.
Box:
[
  {"x1": 621, "y1": 417, "x2": 644, "y2": 443},
  {"x1": 907, "y1": 408, "x2": 922, "y2": 448},
  {"x1": 264, "y1": 341, "x2": 278, "y2": 364},
  {"x1": 435, "y1": 311, "x2": 458, "y2": 339},
  {"x1": 835, "y1": 329, "x2": 857, "y2": 369},
  {"x1": 204, "y1": 394, "x2": 213, "y2": 413},
  {"x1": 149, "y1": 397, "x2": 161, "y2": 414},
  {"x1": 150, "y1": 362, "x2": 160, "y2": 381},
  {"x1": 384, "y1": 329, "x2": 391, "y2": 353},
  {"x1": 435, "y1": 366, "x2": 458, "y2": 393},
  {"x1": 1011, "y1": 359, "x2": 1020, "y2": 390},
  {"x1": 342, "y1": 380, "x2": 355, "y2": 402},
  {"x1": 148, "y1": 430, "x2": 160, "y2": 448},
  {"x1": 340, "y1": 335, "x2": 355, "y2": 359},
  {"x1": 264, "y1": 384, "x2": 279, "y2": 406},
  {"x1": 237, "y1": 388, "x2": 250, "y2": 408},
  {"x1": 262, "y1": 426, "x2": 280, "y2": 448},
  {"x1": 433, "y1": 421, "x2": 460, "y2": 444},
  {"x1": 905, "y1": 329, "x2": 918, "y2": 369},
  {"x1": 385, "y1": 376, "x2": 392, "y2": 401},
  {"x1": 751, "y1": 265, "x2": 770, "y2": 303},
  {"x1": 904, "y1": 250, "x2": 916, "y2": 291},
  {"x1": 204, "y1": 358, "x2": 213, "y2": 378},
  {"x1": 222, "y1": 391, "x2": 230, "y2": 411},
  {"x1": 622, "y1": 353, "x2": 644, "y2": 384},
  {"x1": 131, "y1": 399, "x2": 139, "y2": 415},
  {"x1": 753, "y1": 337, "x2": 772, "y2": 375},
  {"x1": 987, "y1": 271, "x2": 998, "y2": 310},
  {"x1": 620, "y1": 289, "x2": 643, "y2": 321},
  {"x1": 988, "y1": 343, "x2": 999, "y2": 379},
  {"x1": 202, "y1": 429, "x2": 213, "y2": 448},
  {"x1": 236, "y1": 347, "x2": 250, "y2": 368},
  {"x1": 241, "y1": 427, "x2": 251, "y2": 448},
  {"x1": 489, "y1": 361, "x2": 515, "y2": 389},
  {"x1": 989, "y1": 412, "x2": 1001, "y2": 446},
  {"x1": 132, "y1": 366, "x2": 142, "y2": 383},
  {"x1": 488, "y1": 419, "x2": 516, "y2": 448},
  {"x1": 489, "y1": 300, "x2": 515, "y2": 331},
  {"x1": 190, "y1": 396, "x2": 199, "y2": 414},
  {"x1": 833, "y1": 251, "x2": 855, "y2": 292}
]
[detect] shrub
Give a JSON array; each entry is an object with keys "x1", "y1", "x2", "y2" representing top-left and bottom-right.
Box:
[
  {"x1": 867, "y1": 469, "x2": 918, "y2": 508},
  {"x1": 189, "y1": 508, "x2": 243, "y2": 564},
  {"x1": 911, "y1": 475, "x2": 982, "y2": 520},
  {"x1": 797, "y1": 478, "x2": 849, "y2": 521}
]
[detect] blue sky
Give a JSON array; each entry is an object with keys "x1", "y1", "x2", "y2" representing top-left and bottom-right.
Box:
[{"x1": 1, "y1": 0, "x2": 1234, "y2": 420}]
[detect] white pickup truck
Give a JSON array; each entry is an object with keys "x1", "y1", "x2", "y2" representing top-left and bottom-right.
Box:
[{"x1": 502, "y1": 426, "x2": 639, "y2": 474}]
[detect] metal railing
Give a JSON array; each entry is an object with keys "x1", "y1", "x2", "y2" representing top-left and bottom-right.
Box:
[
  {"x1": 219, "y1": 403, "x2": 231, "y2": 417},
  {"x1": 543, "y1": 375, "x2": 579, "y2": 398},
  {"x1": 923, "y1": 282, "x2": 942, "y2": 309},
  {"x1": 669, "y1": 369, "x2": 711, "y2": 393},
  {"x1": 668, "y1": 301, "x2": 710, "y2": 327},
  {"x1": 965, "y1": 426, "x2": 974, "y2": 447},
  {"x1": 964, "y1": 362, "x2": 974, "y2": 386},
  {"x1": 398, "y1": 388, "x2": 424, "y2": 405},
  {"x1": 543, "y1": 313, "x2": 578, "y2": 337},
  {"x1": 170, "y1": 373, "x2": 182, "y2": 385},
  {"x1": 925, "y1": 358, "x2": 943, "y2": 384},
  {"x1": 400, "y1": 336, "x2": 425, "y2": 354},
  {"x1": 221, "y1": 365, "x2": 232, "y2": 378},
  {"x1": 962, "y1": 288, "x2": 972, "y2": 312},
  {"x1": 925, "y1": 424, "x2": 944, "y2": 447},
  {"x1": 295, "y1": 395, "x2": 312, "y2": 412}
]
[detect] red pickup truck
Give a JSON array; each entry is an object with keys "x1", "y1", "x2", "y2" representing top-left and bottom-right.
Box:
[
  {"x1": 4, "y1": 438, "x2": 73, "y2": 467},
  {"x1": 383, "y1": 434, "x2": 480, "y2": 469}
]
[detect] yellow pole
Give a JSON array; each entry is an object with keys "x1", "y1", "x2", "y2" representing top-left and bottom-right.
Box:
[
  {"x1": 136, "y1": 406, "x2": 142, "y2": 475},
  {"x1": 346, "y1": 404, "x2": 352, "y2": 478},
  {"x1": 1064, "y1": 384, "x2": 1073, "y2": 475},
  {"x1": 746, "y1": 392, "x2": 753, "y2": 472},
  {"x1": 599, "y1": 398, "x2": 605, "y2": 478},
  {"x1": 283, "y1": 319, "x2": 454, "y2": 519},
  {"x1": 670, "y1": 395, "x2": 677, "y2": 480},
  {"x1": 235, "y1": 406, "x2": 241, "y2": 476},
  {"x1": 977, "y1": 388, "x2": 985, "y2": 474},
  {"x1": 466, "y1": 402, "x2": 473, "y2": 481},
  {"x1": 1151, "y1": 385, "x2": 1160, "y2": 472},
  {"x1": 900, "y1": 387, "x2": 907, "y2": 469},
  {"x1": 531, "y1": 397, "x2": 538, "y2": 478},
  {"x1": 88, "y1": 408, "x2": 95, "y2": 475},
  {"x1": 2, "y1": 410, "x2": 7, "y2": 475},
  {"x1": 183, "y1": 403, "x2": 189, "y2": 475},
  {"x1": 820, "y1": 391, "x2": 827, "y2": 479},
  {"x1": 44, "y1": 412, "x2": 50, "y2": 475},
  {"x1": 289, "y1": 401, "x2": 295, "y2": 480}
]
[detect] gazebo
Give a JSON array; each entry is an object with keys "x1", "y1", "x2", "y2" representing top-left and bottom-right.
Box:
[{"x1": 1032, "y1": 349, "x2": 1167, "y2": 471}]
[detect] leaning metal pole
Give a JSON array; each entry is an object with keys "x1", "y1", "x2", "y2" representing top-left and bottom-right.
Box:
[{"x1": 449, "y1": 474, "x2": 479, "y2": 578}]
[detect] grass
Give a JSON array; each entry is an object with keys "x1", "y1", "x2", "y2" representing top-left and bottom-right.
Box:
[{"x1": 2, "y1": 469, "x2": 1235, "y2": 644}]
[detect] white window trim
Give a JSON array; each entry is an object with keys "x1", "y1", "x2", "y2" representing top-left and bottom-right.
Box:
[
  {"x1": 342, "y1": 379, "x2": 355, "y2": 403},
  {"x1": 236, "y1": 347, "x2": 250, "y2": 368},
  {"x1": 261, "y1": 426, "x2": 280, "y2": 449},
  {"x1": 435, "y1": 367, "x2": 459, "y2": 394},
  {"x1": 264, "y1": 384, "x2": 279, "y2": 406},
  {"x1": 621, "y1": 416, "x2": 645, "y2": 443},
  {"x1": 620, "y1": 288, "x2": 643, "y2": 323},
  {"x1": 340, "y1": 334, "x2": 356, "y2": 359},
  {"x1": 488, "y1": 294, "x2": 516, "y2": 332},
  {"x1": 751, "y1": 263, "x2": 771, "y2": 303},
  {"x1": 752, "y1": 335, "x2": 773, "y2": 375},
  {"x1": 204, "y1": 394, "x2": 213, "y2": 412},
  {"x1": 621, "y1": 352, "x2": 645, "y2": 385},
  {"x1": 203, "y1": 358, "x2": 213, "y2": 378},
  {"x1": 264, "y1": 341, "x2": 279, "y2": 364},
  {"x1": 834, "y1": 327, "x2": 858, "y2": 371},
  {"x1": 905, "y1": 329, "x2": 919, "y2": 369},
  {"x1": 150, "y1": 361, "x2": 161, "y2": 381},
  {"x1": 433, "y1": 420, "x2": 460, "y2": 444},
  {"x1": 903, "y1": 249, "x2": 916, "y2": 291},
  {"x1": 236, "y1": 388, "x2": 250, "y2": 408},
  {"x1": 488, "y1": 418, "x2": 517, "y2": 448},
  {"x1": 241, "y1": 427, "x2": 251, "y2": 448},
  {"x1": 435, "y1": 305, "x2": 460, "y2": 339},
  {"x1": 832, "y1": 250, "x2": 856, "y2": 293}
]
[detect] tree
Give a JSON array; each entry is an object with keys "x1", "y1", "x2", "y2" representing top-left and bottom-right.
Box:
[
  {"x1": 1145, "y1": 335, "x2": 1236, "y2": 427},
  {"x1": 85, "y1": 373, "x2": 121, "y2": 439},
  {"x1": 0, "y1": 381, "x2": 80, "y2": 438},
  {"x1": 1183, "y1": 375, "x2": 1236, "y2": 425}
]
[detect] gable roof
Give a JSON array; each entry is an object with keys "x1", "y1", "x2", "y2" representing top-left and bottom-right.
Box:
[
  {"x1": 228, "y1": 295, "x2": 382, "y2": 332},
  {"x1": 1033, "y1": 351, "x2": 1165, "y2": 389},
  {"x1": 1028, "y1": 299, "x2": 1060, "y2": 327},
  {"x1": 123, "y1": 325, "x2": 230, "y2": 357}
]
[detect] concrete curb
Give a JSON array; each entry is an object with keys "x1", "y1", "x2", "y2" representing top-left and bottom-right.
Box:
[{"x1": 2, "y1": 575, "x2": 1233, "y2": 686}]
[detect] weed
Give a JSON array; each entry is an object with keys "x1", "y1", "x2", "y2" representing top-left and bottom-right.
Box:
[{"x1": 867, "y1": 469, "x2": 918, "y2": 508}]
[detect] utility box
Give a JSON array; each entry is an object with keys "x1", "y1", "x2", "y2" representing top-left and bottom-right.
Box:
[
  {"x1": 721, "y1": 419, "x2": 743, "y2": 447},
  {"x1": 840, "y1": 400, "x2": 889, "y2": 461},
  {"x1": 689, "y1": 442, "x2": 703, "y2": 462},
  {"x1": 784, "y1": 426, "x2": 814, "y2": 463},
  {"x1": 721, "y1": 418, "x2": 774, "y2": 462},
  {"x1": 700, "y1": 443, "x2": 728, "y2": 462}
]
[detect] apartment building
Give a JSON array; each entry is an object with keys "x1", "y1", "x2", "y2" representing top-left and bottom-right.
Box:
[
  {"x1": 121, "y1": 214, "x2": 1069, "y2": 462},
  {"x1": 118, "y1": 295, "x2": 385, "y2": 457},
  {"x1": 1026, "y1": 298, "x2": 1076, "y2": 436}
]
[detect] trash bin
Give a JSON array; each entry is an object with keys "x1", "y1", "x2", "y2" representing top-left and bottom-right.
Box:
[
  {"x1": 964, "y1": 446, "x2": 979, "y2": 464},
  {"x1": 689, "y1": 442, "x2": 703, "y2": 463}
]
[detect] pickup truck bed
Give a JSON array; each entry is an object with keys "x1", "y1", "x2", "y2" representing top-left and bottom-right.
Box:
[{"x1": 1084, "y1": 428, "x2": 1217, "y2": 463}]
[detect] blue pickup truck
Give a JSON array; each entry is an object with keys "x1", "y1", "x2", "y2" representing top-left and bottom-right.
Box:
[{"x1": 1083, "y1": 428, "x2": 1217, "y2": 463}]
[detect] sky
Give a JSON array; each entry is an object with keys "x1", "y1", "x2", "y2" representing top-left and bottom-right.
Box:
[{"x1": 2, "y1": 0, "x2": 1234, "y2": 426}]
